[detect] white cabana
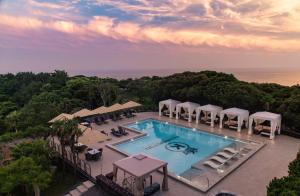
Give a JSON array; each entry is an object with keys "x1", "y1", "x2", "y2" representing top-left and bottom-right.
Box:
[
  {"x1": 176, "y1": 102, "x2": 200, "y2": 122},
  {"x1": 220, "y1": 108, "x2": 249, "y2": 132},
  {"x1": 196, "y1": 104, "x2": 223, "y2": 127},
  {"x1": 248, "y1": 111, "x2": 281, "y2": 139},
  {"x1": 159, "y1": 99, "x2": 181, "y2": 118}
]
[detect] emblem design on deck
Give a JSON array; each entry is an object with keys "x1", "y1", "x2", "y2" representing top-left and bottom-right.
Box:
[{"x1": 165, "y1": 142, "x2": 198, "y2": 155}]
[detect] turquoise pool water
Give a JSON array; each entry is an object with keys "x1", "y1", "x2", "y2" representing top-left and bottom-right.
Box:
[{"x1": 115, "y1": 119, "x2": 237, "y2": 176}]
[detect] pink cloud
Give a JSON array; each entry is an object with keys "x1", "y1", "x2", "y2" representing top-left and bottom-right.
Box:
[{"x1": 1, "y1": 12, "x2": 300, "y2": 52}]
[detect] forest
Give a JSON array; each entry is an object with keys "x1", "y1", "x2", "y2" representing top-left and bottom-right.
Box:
[{"x1": 0, "y1": 70, "x2": 300, "y2": 141}]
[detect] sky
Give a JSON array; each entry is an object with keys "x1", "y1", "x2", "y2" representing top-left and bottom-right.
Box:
[{"x1": 0, "y1": 0, "x2": 300, "y2": 85}]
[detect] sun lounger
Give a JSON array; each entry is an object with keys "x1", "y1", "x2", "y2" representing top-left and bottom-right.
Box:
[
  {"x1": 118, "y1": 126, "x2": 129, "y2": 135},
  {"x1": 224, "y1": 147, "x2": 239, "y2": 154},
  {"x1": 217, "y1": 152, "x2": 233, "y2": 159},
  {"x1": 111, "y1": 128, "x2": 123, "y2": 137},
  {"x1": 203, "y1": 160, "x2": 221, "y2": 169},
  {"x1": 144, "y1": 182, "x2": 160, "y2": 196},
  {"x1": 101, "y1": 130, "x2": 108, "y2": 136},
  {"x1": 210, "y1": 156, "x2": 227, "y2": 164}
]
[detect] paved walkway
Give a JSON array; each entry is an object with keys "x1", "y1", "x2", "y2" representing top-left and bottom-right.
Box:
[{"x1": 76, "y1": 112, "x2": 300, "y2": 196}]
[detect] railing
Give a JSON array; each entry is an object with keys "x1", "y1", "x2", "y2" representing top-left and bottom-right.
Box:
[{"x1": 48, "y1": 138, "x2": 94, "y2": 182}]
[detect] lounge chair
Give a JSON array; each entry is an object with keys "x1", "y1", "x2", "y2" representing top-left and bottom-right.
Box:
[
  {"x1": 101, "y1": 116, "x2": 108, "y2": 123},
  {"x1": 224, "y1": 147, "x2": 239, "y2": 154},
  {"x1": 101, "y1": 130, "x2": 108, "y2": 136},
  {"x1": 118, "y1": 126, "x2": 129, "y2": 136},
  {"x1": 203, "y1": 160, "x2": 221, "y2": 169},
  {"x1": 216, "y1": 152, "x2": 233, "y2": 159},
  {"x1": 111, "y1": 128, "x2": 123, "y2": 137},
  {"x1": 95, "y1": 118, "x2": 103, "y2": 125},
  {"x1": 144, "y1": 182, "x2": 160, "y2": 196},
  {"x1": 210, "y1": 156, "x2": 227, "y2": 164}
]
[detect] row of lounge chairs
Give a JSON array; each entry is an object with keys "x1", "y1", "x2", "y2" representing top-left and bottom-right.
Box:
[
  {"x1": 203, "y1": 147, "x2": 240, "y2": 169},
  {"x1": 95, "y1": 116, "x2": 108, "y2": 125},
  {"x1": 111, "y1": 111, "x2": 136, "y2": 121},
  {"x1": 111, "y1": 126, "x2": 129, "y2": 137}
]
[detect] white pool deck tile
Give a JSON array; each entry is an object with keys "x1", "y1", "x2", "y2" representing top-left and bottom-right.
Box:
[{"x1": 74, "y1": 112, "x2": 300, "y2": 196}]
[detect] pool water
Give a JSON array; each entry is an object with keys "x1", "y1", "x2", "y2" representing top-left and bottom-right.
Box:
[{"x1": 115, "y1": 119, "x2": 237, "y2": 176}]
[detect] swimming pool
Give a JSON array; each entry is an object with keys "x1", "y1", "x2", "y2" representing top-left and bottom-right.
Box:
[{"x1": 114, "y1": 119, "x2": 243, "y2": 177}]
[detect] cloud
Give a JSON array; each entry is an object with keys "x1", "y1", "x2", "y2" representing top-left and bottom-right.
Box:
[{"x1": 1, "y1": 0, "x2": 300, "y2": 51}]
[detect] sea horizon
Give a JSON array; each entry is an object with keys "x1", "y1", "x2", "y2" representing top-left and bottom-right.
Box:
[
  {"x1": 68, "y1": 67, "x2": 300, "y2": 87},
  {"x1": 1, "y1": 67, "x2": 299, "y2": 86}
]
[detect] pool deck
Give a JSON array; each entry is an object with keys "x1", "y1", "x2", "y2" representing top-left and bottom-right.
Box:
[{"x1": 75, "y1": 112, "x2": 300, "y2": 196}]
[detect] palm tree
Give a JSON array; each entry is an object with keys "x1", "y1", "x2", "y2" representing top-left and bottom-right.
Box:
[{"x1": 51, "y1": 119, "x2": 83, "y2": 174}]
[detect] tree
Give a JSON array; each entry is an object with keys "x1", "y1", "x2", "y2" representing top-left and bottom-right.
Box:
[
  {"x1": 95, "y1": 81, "x2": 119, "y2": 106},
  {"x1": 5, "y1": 110, "x2": 20, "y2": 132},
  {"x1": 0, "y1": 157, "x2": 51, "y2": 196},
  {"x1": 12, "y1": 140, "x2": 53, "y2": 170},
  {"x1": 51, "y1": 119, "x2": 83, "y2": 169}
]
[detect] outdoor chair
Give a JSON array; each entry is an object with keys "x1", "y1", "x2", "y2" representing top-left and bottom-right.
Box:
[
  {"x1": 85, "y1": 153, "x2": 92, "y2": 161},
  {"x1": 144, "y1": 182, "x2": 160, "y2": 196},
  {"x1": 105, "y1": 172, "x2": 114, "y2": 180},
  {"x1": 101, "y1": 130, "x2": 108, "y2": 136},
  {"x1": 118, "y1": 126, "x2": 129, "y2": 135},
  {"x1": 203, "y1": 160, "x2": 222, "y2": 169},
  {"x1": 210, "y1": 156, "x2": 227, "y2": 164},
  {"x1": 100, "y1": 116, "x2": 108, "y2": 124},
  {"x1": 74, "y1": 144, "x2": 87, "y2": 153},
  {"x1": 111, "y1": 128, "x2": 123, "y2": 137},
  {"x1": 224, "y1": 147, "x2": 239, "y2": 154},
  {"x1": 217, "y1": 152, "x2": 233, "y2": 159},
  {"x1": 95, "y1": 118, "x2": 103, "y2": 125}
]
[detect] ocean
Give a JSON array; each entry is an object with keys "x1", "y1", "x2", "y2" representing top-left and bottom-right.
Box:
[{"x1": 69, "y1": 67, "x2": 300, "y2": 86}]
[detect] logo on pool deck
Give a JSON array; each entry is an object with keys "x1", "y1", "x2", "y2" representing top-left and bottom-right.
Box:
[{"x1": 165, "y1": 142, "x2": 198, "y2": 155}]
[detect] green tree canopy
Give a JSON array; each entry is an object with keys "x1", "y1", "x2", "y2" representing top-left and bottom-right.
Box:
[
  {"x1": 0, "y1": 157, "x2": 51, "y2": 196},
  {"x1": 12, "y1": 140, "x2": 53, "y2": 170}
]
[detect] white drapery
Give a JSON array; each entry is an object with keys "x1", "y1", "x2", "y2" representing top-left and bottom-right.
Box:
[
  {"x1": 175, "y1": 102, "x2": 200, "y2": 122},
  {"x1": 158, "y1": 99, "x2": 181, "y2": 118},
  {"x1": 219, "y1": 108, "x2": 249, "y2": 132},
  {"x1": 248, "y1": 111, "x2": 281, "y2": 139},
  {"x1": 196, "y1": 104, "x2": 223, "y2": 127}
]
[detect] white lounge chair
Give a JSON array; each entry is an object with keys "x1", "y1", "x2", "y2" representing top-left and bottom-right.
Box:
[
  {"x1": 224, "y1": 147, "x2": 239, "y2": 154},
  {"x1": 217, "y1": 152, "x2": 233, "y2": 159},
  {"x1": 203, "y1": 160, "x2": 221, "y2": 169},
  {"x1": 210, "y1": 156, "x2": 227, "y2": 164}
]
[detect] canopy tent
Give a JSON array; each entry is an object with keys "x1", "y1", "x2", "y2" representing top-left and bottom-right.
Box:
[
  {"x1": 120, "y1": 101, "x2": 141, "y2": 110},
  {"x1": 159, "y1": 99, "x2": 181, "y2": 118},
  {"x1": 219, "y1": 108, "x2": 249, "y2": 132},
  {"x1": 72, "y1": 108, "x2": 93, "y2": 118},
  {"x1": 248, "y1": 112, "x2": 281, "y2": 139},
  {"x1": 196, "y1": 104, "x2": 223, "y2": 127},
  {"x1": 113, "y1": 154, "x2": 168, "y2": 196},
  {"x1": 175, "y1": 102, "x2": 200, "y2": 122},
  {"x1": 48, "y1": 113, "x2": 74, "y2": 123}
]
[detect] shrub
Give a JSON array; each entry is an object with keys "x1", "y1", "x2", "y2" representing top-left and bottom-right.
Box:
[
  {"x1": 267, "y1": 149, "x2": 300, "y2": 195},
  {"x1": 0, "y1": 125, "x2": 50, "y2": 143}
]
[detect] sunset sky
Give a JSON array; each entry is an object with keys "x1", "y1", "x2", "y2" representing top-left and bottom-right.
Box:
[{"x1": 0, "y1": 0, "x2": 300, "y2": 84}]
